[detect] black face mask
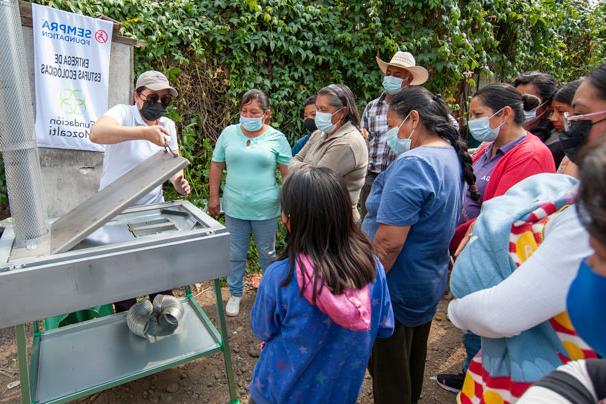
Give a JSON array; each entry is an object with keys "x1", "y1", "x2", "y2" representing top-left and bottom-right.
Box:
[
  {"x1": 558, "y1": 118, "x2": 606, "y2": 164},
  {"x1": 139, "y1": 100, "x2": 166, "y2": 121},
  {"x1": 303, "y1": 118, "x2": 317, "y2": 134}
]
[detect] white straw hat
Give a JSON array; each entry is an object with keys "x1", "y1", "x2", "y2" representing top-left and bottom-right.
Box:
[{"x1": 376, "y1": 51, "x2": 429, "y2": 86}]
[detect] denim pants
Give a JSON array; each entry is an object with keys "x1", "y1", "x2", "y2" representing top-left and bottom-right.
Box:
[{"x1": 225, "y1": 215, "x2": 277, "y2": 297}]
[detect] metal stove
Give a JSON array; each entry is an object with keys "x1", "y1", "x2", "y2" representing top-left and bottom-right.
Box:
[
  {"x1": 0, "y1": 151, "x2": 229, "y2": 328},
  {"x1": 0, "y1": 2, "x2": 238, "y2": 401},
  {"x1": 0, "y1": 151, "x2": 238, "y2": 404}
]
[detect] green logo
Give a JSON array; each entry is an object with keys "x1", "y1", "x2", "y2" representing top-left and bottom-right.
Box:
[{"x1": 59, "y1": 88, "x2": 86, "y2": 117}]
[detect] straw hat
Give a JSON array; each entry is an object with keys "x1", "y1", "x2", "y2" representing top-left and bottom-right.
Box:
[{"x1": 376, "y1": 51, "x2": 429, "y2": 86}]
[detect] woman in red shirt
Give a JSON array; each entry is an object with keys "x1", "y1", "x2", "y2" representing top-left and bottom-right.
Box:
[
  {"x1": 455, "y1": 84, "x2": 556, "y2": 247},
  {"x1": 437, "y1": 83, "x2": 556, "y2": 393}
]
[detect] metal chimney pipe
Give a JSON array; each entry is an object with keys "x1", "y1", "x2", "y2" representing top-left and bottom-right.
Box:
[{"x1": 0, "y1": 0, "x2": 50, "y2": 255}]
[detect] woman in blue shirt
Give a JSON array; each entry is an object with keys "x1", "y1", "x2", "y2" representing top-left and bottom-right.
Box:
[
  {"x1": 209, "y1": 89, "x2": 292, "y2": 317},
  {"x1": 362, "y1": 87, "x2": 476, "y2": 404}
]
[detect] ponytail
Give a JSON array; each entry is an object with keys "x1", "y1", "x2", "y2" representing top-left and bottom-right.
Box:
[
  {"x1": 429, "y1": 94, "x2": 480, "y2": 202},
  {"x1": 390, "y1": 88, "x2": 479, "y2": 201}
]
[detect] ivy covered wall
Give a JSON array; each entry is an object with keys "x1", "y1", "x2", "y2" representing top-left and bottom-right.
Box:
[{"x1": 17, "y1": 0, "x2": 606, "y2": 207}]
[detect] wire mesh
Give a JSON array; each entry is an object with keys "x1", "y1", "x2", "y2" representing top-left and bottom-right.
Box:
[
  {"x1": 0, "y1": 0, "x2": 49, "y2": 249},
  {"x1": 3, "y1": 149, "x2": 49, "y2": 242}
]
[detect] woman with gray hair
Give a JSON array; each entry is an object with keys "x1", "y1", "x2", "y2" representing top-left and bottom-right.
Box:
[{"x1": 289, "y1": 84, "x2": 368, "y2": 222}]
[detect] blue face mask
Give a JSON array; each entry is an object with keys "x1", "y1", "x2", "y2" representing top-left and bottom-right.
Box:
[
  {"x1": 315, "y1": 109, "x2": 343, "y2": 133},
  {"x1": 240, "y1": 115, "x2": 263, "y2": 132},
  {"x1": 523, "y1": 100, "x2": 548, "y2": 123},
  {"x1": 468, "y1": 108, "x2": 504, "y2": 142},
  {"x1": 386, "y1": 114, "x2": 414, "y2": 156},
  {"x1": 567, "y1": 258, "x2": 606, "y2": 357},
  {"x1": 523, "y1": 109, "x2": 537, "y2": 123},
  {"x1": 383, "y1": 75, "x2": 404, "y2": 95}
]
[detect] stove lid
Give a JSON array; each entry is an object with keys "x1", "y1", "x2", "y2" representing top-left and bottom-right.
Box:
[{"x1": 50, "y1": 151, "x2": 189, "y2": 254}]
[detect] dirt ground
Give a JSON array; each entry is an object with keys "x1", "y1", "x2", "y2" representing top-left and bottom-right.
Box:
[{"x1": 0, "y1": 279, "x2": 464, "y2": 404}]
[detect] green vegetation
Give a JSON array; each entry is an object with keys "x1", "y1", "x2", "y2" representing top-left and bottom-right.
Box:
[
  {"x1": 33, "y1": 0, "x2": 604, "y2": 207},
  {"x1": 0, "y1": 0, "x2": 601, "y2": 260}
]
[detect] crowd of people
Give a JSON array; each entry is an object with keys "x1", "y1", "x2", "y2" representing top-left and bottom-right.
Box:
[{"x1": 88, "y1": 51, "x2": 606, "y2": 403}]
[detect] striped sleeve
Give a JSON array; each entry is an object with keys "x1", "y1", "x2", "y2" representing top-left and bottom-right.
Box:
[{"x1": 518, "y1": 359, "x2": 606, "y2": 403}]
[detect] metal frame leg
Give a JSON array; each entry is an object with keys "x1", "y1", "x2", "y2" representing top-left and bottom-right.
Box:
[
  {"x1": 15, "y1": 324, "x2": 31, "y2": 404},
  {"x1": 213, "y1": 279, "x2": 239, "y2": 403}
]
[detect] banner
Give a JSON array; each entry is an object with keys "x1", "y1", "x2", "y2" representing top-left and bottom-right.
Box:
[{"x1": 32, "y1": 4, "x2": 113, "y2": 152}]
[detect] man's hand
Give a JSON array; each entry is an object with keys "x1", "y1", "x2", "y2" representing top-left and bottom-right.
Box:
[
  {"x1": 143, "y1": 126, "x2": 170, "y2": 147},
  {"x1": 208, "y1": 196, "x2": 221, "y2": 217},
  {"x1": 361, "y1": 128, "x2": 369, "y2": 141},
  {"x1": 172, "y1": 173, "x2": 191, "y2": 196}
]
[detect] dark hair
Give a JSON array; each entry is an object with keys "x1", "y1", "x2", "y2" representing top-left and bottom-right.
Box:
[
  {"x1": 513, "y1": 71, "x2": 558, "y2": 103},
  {"x1": 134, "y1": 87, "x2": 144, "y2": 105},
  {"x1": 241, "y1": 89, "x2": 269, "y2": 111},
  {"x1": 304, "y1": 95, "x2": 317, "y2": 108},
  {"x1": 317, "y1": 84, "x2": 360, "y2": 127},
  {"x1": 577, "y1": 136, "x2": 606, "y2": 245},
  {"x1": 554, "y1": 79, "x2": 583, "y2": 105},
  {"x1": 587, "y1": 63, "x2": 606, "y2": 101},
  {"x1": 390, "y1": 87, "x2": 480, "y2": 202},
  {"x1": 279, "y1": 166, "x2": 375, "y2": 298},
  {"x1": 474, "y1": 83, "x2": 541, "y2": 125}
]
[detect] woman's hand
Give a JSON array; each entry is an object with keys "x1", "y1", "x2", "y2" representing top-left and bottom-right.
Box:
[
  {"x1": 208, "y1": 196, "x2": 221, "y2": 217},
  {"x1": 208, "y1": 161, "x2": 225, "y2": 217},
  {"x1": 455, "y1": 221, "x2": 476, "y2": 257}
]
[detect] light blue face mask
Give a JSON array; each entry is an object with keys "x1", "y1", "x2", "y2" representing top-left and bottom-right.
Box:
[
  {"x1": 523, "y1": 100, "x2": 548, "y2": 123},
  {"x1": 314, "y1": 108, "x2": 343, "y2": 133},
  {"x1": 523, "y1": 109, "x2": 537, "y2": 123},
  {"x1": 383, "y1": 75, "x2": 404, "y2": 95},
  {"x1": 567, "y1": 258, "x2": 606, "y2": 357},
  {"x1": 468, "y1": 108, "x2": 505, "y2": 142},
  {"x1": 240, "y1": 115, "x2": 264, "y2": 132},
  {"x1": 386, "y1": 114, "x2": 414, "y2": 156}
]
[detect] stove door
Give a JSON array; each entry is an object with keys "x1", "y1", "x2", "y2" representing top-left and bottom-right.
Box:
[{"x1": 50, "y1": 151, "x2": 188, "y2": 254}]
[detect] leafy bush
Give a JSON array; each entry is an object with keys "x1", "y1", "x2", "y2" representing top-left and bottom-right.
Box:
[
  {"x1": 30, "y1": 0, "x2": 604, "y2": 207},
  {"x1": 0, "y1": 0, "x2": 599, "y2": 235}
]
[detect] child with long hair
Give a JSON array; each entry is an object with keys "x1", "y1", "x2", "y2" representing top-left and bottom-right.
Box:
[{"x1": 249, "y1": 166, "x2": 394, "y2": 404}]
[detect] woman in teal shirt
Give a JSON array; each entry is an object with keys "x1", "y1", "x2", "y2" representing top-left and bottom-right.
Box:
[{"x1": 209, "y1": 89, "x2": 292, "y2": 317}]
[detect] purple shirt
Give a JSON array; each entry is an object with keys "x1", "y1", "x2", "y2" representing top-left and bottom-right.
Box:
[{"x1": 460, "y1": 135, "x2": 527, "y2": 222}]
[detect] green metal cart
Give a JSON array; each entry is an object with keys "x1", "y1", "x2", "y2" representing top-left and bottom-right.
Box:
[{"x1": 15, "y1": 283, "x2": 240, "y2": 403}]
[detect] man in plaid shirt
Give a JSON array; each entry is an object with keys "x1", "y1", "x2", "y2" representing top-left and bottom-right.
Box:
[{"x1": 359, "y1": 51, "x2": 429, "y2": 219}]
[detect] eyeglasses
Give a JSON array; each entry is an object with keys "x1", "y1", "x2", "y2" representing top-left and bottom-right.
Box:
[
  {"x1": 563, "y1": 110, "x2": 606, "y2": 130},
  {"x1": 141, "y1": 92, "x2": 172, "y2": 108}
]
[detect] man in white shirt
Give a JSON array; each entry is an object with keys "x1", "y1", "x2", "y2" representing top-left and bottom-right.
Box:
[
  {"x1": 90, "y1": 70, "x2": 190, "y2": 205},
  {"x1": 90, "y1": 70, "x2": 191, "y2": 311}
]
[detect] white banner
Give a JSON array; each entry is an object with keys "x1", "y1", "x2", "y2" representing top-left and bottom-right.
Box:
[{"x1": 32, "y1": 4, "x2": 113, "y2": 152}]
